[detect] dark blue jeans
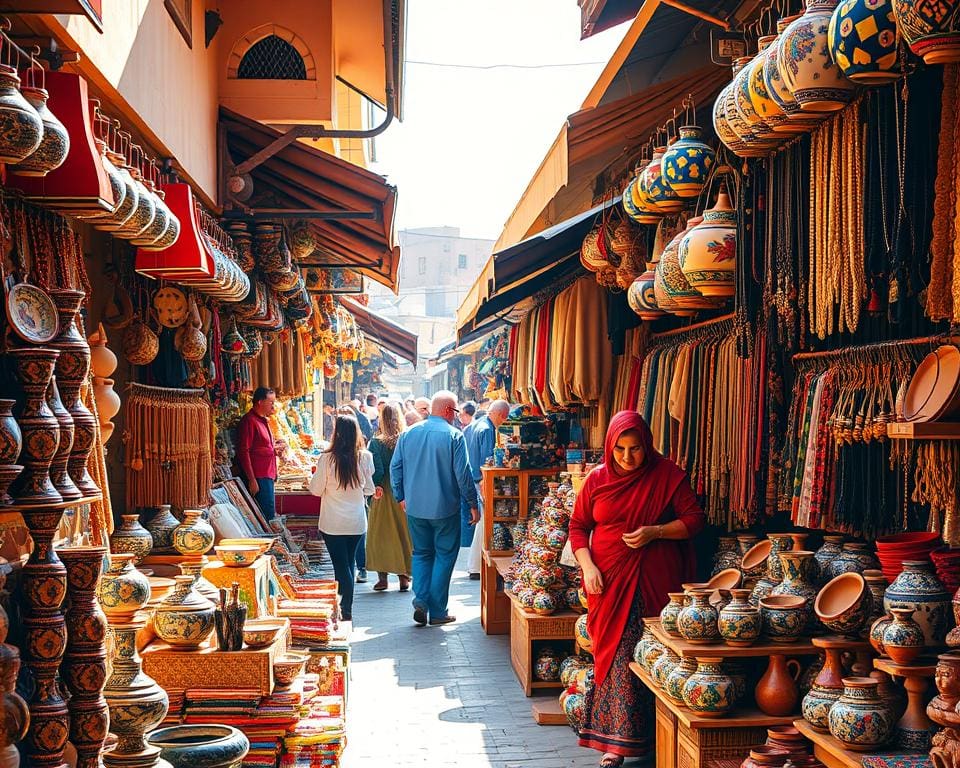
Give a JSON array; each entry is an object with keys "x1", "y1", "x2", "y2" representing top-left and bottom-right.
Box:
[
  {"x1": 407, "y1": 514, "x2": 461, "y2": 621},
  {"x1": 320, "y1": 532, "x2": 362, "y2": 621},
  {"x1": 253, "y1": 477, "x2": 275, "y2": 521}
]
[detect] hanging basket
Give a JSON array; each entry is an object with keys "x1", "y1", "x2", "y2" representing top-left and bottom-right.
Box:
[{"x1": 609, "y1": 219, "x2": 646, "y2": 289}]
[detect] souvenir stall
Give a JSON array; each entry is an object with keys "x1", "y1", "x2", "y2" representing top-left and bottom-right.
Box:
[{"x1": 0, "y1": 41, "x2": 365, "y2": 768}]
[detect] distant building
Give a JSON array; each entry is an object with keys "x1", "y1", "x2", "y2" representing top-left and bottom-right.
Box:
[{"x1": 368, "y1": 227, "x2": 494, "y2": 395}]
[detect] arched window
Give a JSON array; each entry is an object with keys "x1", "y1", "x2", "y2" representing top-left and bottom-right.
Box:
[{"x1": 237, "y1": 35, "x2": 307, "y2": 80}]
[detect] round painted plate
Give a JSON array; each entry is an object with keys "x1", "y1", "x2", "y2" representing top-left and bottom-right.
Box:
[
  {"x1": 6, "y1": 282, "x2": 58, "y2": 343},
  {"x1": 905, "y1": 345, "x2": 960, "y2": 422}
]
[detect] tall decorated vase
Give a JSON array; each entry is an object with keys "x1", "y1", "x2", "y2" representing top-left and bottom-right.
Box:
[
  {"x1": 771, "y1": 550, "x2": 819, "y2": 631},
  {"x1": 679, "y1": 188, "x2": 737, "y2": 298},
  {"x1": 892, "y1": 0, "x2": 960, "y2": 63},
  {"x1": 828, "y1": 0, "x2": 901, "y2": 83},
  {"x1": 883, "y1": 560, "x2": 951, "y2": 645},
  {"x1": 778, "y1": 0, "x2": 856, "y2": 112},
  {"x1": 46, "y1": 378, "x2": 79, "y2": 501},
  {"x1": 8, "y1": 347, "x2": 61, "y2": 505}
]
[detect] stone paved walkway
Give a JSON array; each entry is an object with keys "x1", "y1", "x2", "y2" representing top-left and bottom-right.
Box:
[{"x1": 341, "y1": 551, "x2": 600, "y2": 768}]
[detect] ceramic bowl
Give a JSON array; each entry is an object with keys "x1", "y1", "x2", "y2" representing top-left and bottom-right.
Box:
[
  {"x1": 707, "y1": 568, "x2": 743, "y2": 591},
  {"x1": 274, "y1": 651, "x2": 310, "y2": 686},
  {"x1": 243, "y1": 618, "x2": 287, "y2": 649},
  {"x1": 759, "y1": 595, "x2": 808, "y2": 643},
  {"x1": 815, "y1": 572, "x2": 872, "y2": 637},
  {"x1": 215, "y1": 545, "x2": 261, "y2": 567},
  {"x1": 742, "y1": 540, "x2": 773, "y2": 574},
  {"x1": 218, "y1": 537, "x2": 274, "y2": 556}
]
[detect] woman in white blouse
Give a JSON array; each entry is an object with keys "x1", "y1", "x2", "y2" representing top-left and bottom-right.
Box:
[{"x1": 309, "y1": 413, "x2": 376, "y2": 622}]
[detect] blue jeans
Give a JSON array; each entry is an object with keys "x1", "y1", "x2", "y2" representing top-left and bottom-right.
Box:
[
  {"x1": 407, "y1": 514, "x2": 461, "y2": 621},
  {"x1": 320, "y1": 532, "x2": 362, "y2": 620},
  {"x1": 253, "y1": 477, "x2": 275, "y2": 521}
]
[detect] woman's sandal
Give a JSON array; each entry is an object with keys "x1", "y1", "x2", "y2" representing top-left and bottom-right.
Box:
[
  {"x1": 600, "y1": 754, "x2": 624, "y2": 767},
  {"x1": 398, "y1": 575, "x2": 411, "y2": 592}
]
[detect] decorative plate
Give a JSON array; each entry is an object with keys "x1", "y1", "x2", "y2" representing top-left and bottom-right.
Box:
[{"x1": 6, "y1": 282, "x2": 58, "y2": 343}]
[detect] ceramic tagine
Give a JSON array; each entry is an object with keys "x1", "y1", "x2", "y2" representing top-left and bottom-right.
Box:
[
  {"x1": 884, "y1": 560, "x2": 952, "y2": 645},
  {"x1": 153, "y1": 575, "x2": 216, "y2": 648}
]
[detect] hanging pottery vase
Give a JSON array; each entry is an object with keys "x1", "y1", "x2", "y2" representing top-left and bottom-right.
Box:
[
  {"x1": 643, "y1": 146, "x2": 685, "y2": 214},
  {"x1": 153, "y1": 574, "x2": 216, "y2": 648},
  {"x1": 627, "y1": 270, "x2": 664, "y2": 320},
  {"x1": 828, "y1": 677, "x2": 894, "y2": 751},
  {"x1": 678, "y1": 188, "x2": 737, "y2": 298},
  {"x1": 734, "y1": 49, "x2": 778, "y2": 144},
  {"x1": 883, "y1": 560, "x2": 952, "y2": 645},
  {"x1": 623, "y1": 174, "x2": 651, "y2": 224},
  {"x1": 0, "y1": 65, "x2": 43, "y2": 164},
  {"x1": 111, "y1": 514, "x2": 154, "y2": 565},
  {"x1": 748, "y1": 36, "x2": 790, "y2": 133},
  {"x1": 765, "y1": 16, "x2": 828, "y2": 133},
  {"x1": 147, "y1": 725, "x2": 250, "y2": 768},
  {"x1": 828, "y1": 0, "x2": 901, "y2": 83},
  {"x1": 660, "y1": 125, "x2": 715, "y2": 198},
  {"x1": 655, "y1": 218, "x2": 715, "y2": 317},
  {"x1": 779, "y1": 0, "x2": 856, "y2": 112},
  {"x1": 681, "y1": 657, "x2": 736, "y2": 717},
  {"x1": 9, "y1": 85, "x2": 69, "y2": 176},
  {"x1": 130, "y1": 179, "x2": 170, "y2": 247},
  {"x1": 46, "y1": 378, "x2": 80, "y2": 501},
  {"x1": 173, "y1": 509, "x2": 215, "y2": 556},
  {"x1": 95, "y1": 150, "x2": 138, "y2": 232},
  {"x1": 713, "y1": 85, "x2": 744, "y2": 154},
  {"x1": 892, "y1": 0, "x2": 960, "y2": 63},
  {"x1": 119, "y1": 165, "x2": 157, "y2": 240},
  {"x1": 725, "y1": 61, "x2": 767, "y2": 156},
  {"x1": 651, "y1": 218, "x2": 680, "y2": 268},
  {"x1": 630, "y1": 176, "x2": 664, "y2": 224}
]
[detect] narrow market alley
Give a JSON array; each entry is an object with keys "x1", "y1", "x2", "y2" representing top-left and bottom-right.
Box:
[{"x1": 342, "y1": 552, "x2": 598, "y2": 768}]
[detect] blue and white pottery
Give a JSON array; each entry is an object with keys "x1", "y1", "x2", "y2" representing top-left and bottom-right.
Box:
[
  {"x1": 678, "y1": 589, "x2": 721, "y2": 644},
  {"x1": 682, "y1": 657, "x2": 736, "y2": 717},
  {"x1": 771, "y1": 550, "x2": 819, "y2": 631},
  {"x1": 803, "y1": 681, "x2": 840, "y2": 731},
  {"x1": 718, "y1": 588, "x2": 762, "y2": 647},
  {"x1": 760, "y1": 595, "x2": 808, "y2": 642},
  {"x1": 665, "y1": 657, "x2": 698, "y2": 704},
  {"x1": 881, "y1": 607, "x2": 925, "y2": 664},
  {"x1": 660, "y1": 592, "x2": 686, "y2": 637},
  {"x1": 884, "y1": 560, "x2": 952, "y2": 645},
  {"x1": 96, "y1": 553, "x2": 150, "y2": 622},
  {"x1": 153, "y1": 575, "x2": 216, "y2": 649},
  {"x1": 827, "y1": 677, "x2": 894, "y2": 751},
  {"x1": 814, "y1": 536, "x2": 845, "y2": 586},
  {"x1": 826, "y1": 543, "x2": 880, "y2": 580},
  {"x1": 767, "y1": 534, "x2": 796, "y2": 583},
  {"x1": 147, "y1": 724, "x2": 250, "y2": 768}
]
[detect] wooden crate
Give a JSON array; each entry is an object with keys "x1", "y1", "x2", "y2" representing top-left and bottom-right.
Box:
[{"x1": 509, "y1": 593, "x2": 579, "y2": 696}]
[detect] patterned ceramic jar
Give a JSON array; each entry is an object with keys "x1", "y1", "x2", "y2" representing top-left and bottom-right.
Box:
[
  {"x1": 665, "y1": 657, "x2": 698, "y2": 704},
  {"x1": 712, "y1": 536, "x2": 742, "y2": 576},
  {"x1": 772, "y1": 550, "x2": 819, "y2": 631},
  {"x1": 718, "y1": 588, "x2": 762, "y2": 647},
  {"x1": 814, "y1": 536, "x2": 845, "y2": 585},
  {"x1": 534, "y1": 647, "x2": 561, "y2": 682},
  {"x1": 575, "y1": 613, "x2": 593, "y2": 654},
  {"x1": 660, "y1": 592, "x2": 686, "y2": 637},
  {"x1": 826, "y1": 543, "x2": 879, "y2": 580},
  {"x1": 678, "y1": 589, "x2": 721, "y2": 644},
  {"x1": 532, "y1": 591, "x2": 557, "y2": 616},
  {"x1": 563, "y1": 691, "x2": 587, "y2": 731},
  {"x1": 760, "y1": 595, "x2": 808, "y2": 642},
  {"x1": 882, "y1": 607, "x2": 925, "y2": 664},
  {"x1": 652, "y1": 648, "x2": 681, "y2": 690},
  {"x1": 828, "y1": 677, "x2": 894, "y2": 751},
  {"x1": 748, "y1": 36, "x2": 790, "y2": 132},
  {"x1": 682, "y1": 657, "x2": 736, "y2": 717},
  {"x1": 678, "y1": 189, "x2": 737, "y2": 298},
  {"x1": 9, "y1": 85, "x2": 69, "y2": 177},
  {"x1": 642, "y1": 636, "x2": 665, "y2": 672},
  {"x1": 627, "y1": 270, "x2": 664, "y2": 320},
  {"x1": 713, "y1": 84, "x2": 744, "y2": 153},
  {"x1": 884, "y1": 560, "x2": 952, "y2": 645},
  {"x1": 110, "y1": 514, "x2": 154, "y2": 566},
  {"x1": 153, "y1": 575, "x2": 216, "y2": 649},
  {"x1": 172, "y1": 509, "x2": 215, "y2": 556},
  {"x1": 642, "y1": 146, "x2": 684, "y2": 214},
  {"x1": 828, "y1": 0, "x2": 900, "y2": 83},
  {"x1": 660, "y1": 125, "x2": 715, "y2": 198},
  {"x1": 96, "y1": 553, "x2": 150, "y2": 622},
  {"x1": 0, "y1": 65, "x2": 42, "y2": 164},
  {"x1": 560, "y1": 655, "x2": 591, "y2": 687},
  {"x1": 892, "y1": 0, "x2": 960, "y2": 64},
  {"x1": 147, "y1": 724, "x2": 249, "y2": 768}
]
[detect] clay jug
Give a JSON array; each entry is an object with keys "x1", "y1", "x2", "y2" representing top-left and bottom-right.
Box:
[
  {"x1": 88, "y1": 324, "x2": 118, "y2": 378},
  {"x1": 92, "y1": 377, "x2": 121, "y2": 421},
  {"x1": 756, "y1": 655, "x2": 802, "y2": 716}
]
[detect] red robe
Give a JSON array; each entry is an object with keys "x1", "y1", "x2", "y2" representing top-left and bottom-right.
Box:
[{"x1": 568, "y1": 410, "x2": 705, "y2": 689}]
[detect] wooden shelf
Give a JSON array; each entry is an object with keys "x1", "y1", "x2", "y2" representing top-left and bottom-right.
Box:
[
  {"x1": 530, "y1": 681, "x2": 564, "y2": 689},
  {"x1": 493, "y1": 495, "x2": 520, "y2": 500},
  {"x1": 873, "y1": 656, "x2": 937, "y2": 678},
  {"x1": 489, "y1": 555, "x2": 513, "y2": 578},
  {"x1": 887, "y1": 421, "x2": 960, "y2": 440},
  {"x1": 492, "y1": 516, "x2": 519, "y2": 522},
  {"x1": 2, "y1": 492, "x2": 102, "y2": 512},
  {"x1": 631, "y1": 662, "x2": 798, "y2": 729},
  {"x1": 793, "y1": 718, "x2": 929, "y2": 768},
  {"x1": 648, "y1": 619, "x2": 818, "y2": 659}
]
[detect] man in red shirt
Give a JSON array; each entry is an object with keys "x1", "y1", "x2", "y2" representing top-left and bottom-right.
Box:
[{"x1": 236, "y1": 387, "x2": 280, "y2": 521}]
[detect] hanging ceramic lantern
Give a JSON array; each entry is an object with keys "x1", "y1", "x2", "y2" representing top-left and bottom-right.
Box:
[
  {"x1": 660, "y1": 126, "x2": 715, "y2": 198},
  {"x1": 627, "y1": 270, "x2": 665, "y2": 320},
  {"x1": 778, "y1": 0, "x2": 856, "y2": 112},
  {"x1": 654, "y1": 219, "x2": 714, "y2": 316},
  {"x1": 734, "y1": 52, "x2": 778, "y2": 145},
  {"x1": 679, "y1": 187, "x2": 737, "y2": 298},
  {"x1": 829, "y1": 0, "x2": 901, "y2": 82},
  {"x1": 713, "y1": 85, "x2": 744, "y2": 154},
  {"x1": 9, "y1": 84, "x2": 69, "y2": 177},
  {"x1": 892, "y1": 0, "x2": 960, "y2": 63},
  {"x1": 95, "y1": 148, "x2": 139, "y2": 232},
  {"x1": 724, "y1": 70, "x2": 766, "y2": 158},
  {"x1": 622, "y1": 175, "x2": 648, "y2": 223},
  {"x1": 764, "y1": 15, "x2": 828, "y2": 133},
  {"x1": 747, "y1": 36, "x2": 791, "y2": 134},
  {"x1": 643, "y1": 146, "x2": 684, "y2": 214},
  {"x1": 0, "y1": 65, "x2": 42, "y2": 164},
  {"x1": 630, "y1": 175, "x2": 664, "y2": 224}
]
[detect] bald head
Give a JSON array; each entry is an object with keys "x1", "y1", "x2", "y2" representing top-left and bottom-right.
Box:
[
  {"x1": 431, "y1": 390, "x2": 459, "y2": 423},
  {"x1": 487, "y1": 399, "x2": 511, "y2": 427},
  {"x1": 414, "y1": 397, "x2": 431, "y2": 418}
]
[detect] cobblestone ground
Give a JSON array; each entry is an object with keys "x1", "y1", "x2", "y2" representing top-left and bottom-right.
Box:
[{"x1": 341, "y1": 550, "x2": 601, "y2": 768}]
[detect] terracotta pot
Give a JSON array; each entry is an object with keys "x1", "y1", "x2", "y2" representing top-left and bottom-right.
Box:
[
  {"x1": 815, "y1": 572, "x2": 873, "y2": 637},
  {"x1": 92, "y1": 377, "x2": 121, "y2": 421},
  {"x1": 741, "y1": 746, "x2": 790, "y2": 768},
  {"x1": 884, "y1": 560, "x2": 952, "y2": 645},
  {"x1": 765, "y1": 724, "x2": 810, "y2": 757},
  {"x1": 870, "y1": 613, "x2": 894, "y2": 655},
  {"x1": 756, "y1": 655, "x2": 802, "y2": 716},
  {"x1": 88, "y1": 325, "x2": 118, "y2": 378},
  {"x1": 0, "y1": 65, "x2": 42, "y2": 164},
  {"x1": 882, "y1": 607, "x2": 925, "y2": 664},
  {"x1": 10, "y1": 85, "x2": 69, "y2": 177},
  {"x1": 828, "y1": 677, "x2": 894, "y2": 751}
]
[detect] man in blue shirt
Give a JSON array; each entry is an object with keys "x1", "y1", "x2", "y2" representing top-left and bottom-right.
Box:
[
  {"x1": 463, "y1": 400, "x2": 510, "y2": 579},
  {"x1": 390, "y1": 390, "x2": 478, "y2": 626}
]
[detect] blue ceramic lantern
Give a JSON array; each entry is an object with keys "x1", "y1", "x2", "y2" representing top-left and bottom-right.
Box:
[
  {"x1": 828, "y1": 0, "x2": 900, "y2": 84},
  {"x1": 661, "y1": 126, "x2": 716, "y2": 198},
  {"x1": 643, "y1": 146, "x2": 685, "y2": 214},
  {"x1": 627, "y1": 270, "x2": 664, "y2": 320}
]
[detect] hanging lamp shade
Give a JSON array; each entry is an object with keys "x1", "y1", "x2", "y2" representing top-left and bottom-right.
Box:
[
  {"x1": 714, "y1": 84, "x2": 745, "y2": 154},
  {"x1": 747, "y1": 37, "x2": 791, "y2": 134},
  {"x1": 654, "y1": 218, "x2": 713, "y2": 316},
  {"x1": 643, "y1": 146, "x2": 685, "y2": 213},
  {"x1": 135, "y1": 183, "x2": 208, "y2": 280},
  {"x1": 629, "y1": 173, "x2": 663, "y2": 224},
  {"x1": 679, "y1": 188, "x2": 737, "y2": 298},
  {"x1": 828, "y1": 0, "x2": 901, "y2": 83},
  {"x1": 660, "y1": 125, "x2": 715, "y2": 198}
]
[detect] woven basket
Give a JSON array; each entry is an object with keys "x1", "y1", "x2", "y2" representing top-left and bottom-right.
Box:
[
  {"x1": 580, "y1": 226, "x2": 605, "y2": 272},
  {"x1": 610, "y1": 219, "x2": 646, "y2": 289}
]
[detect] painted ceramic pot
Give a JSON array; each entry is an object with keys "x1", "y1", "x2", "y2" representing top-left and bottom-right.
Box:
[
  {"x1": 660, "y1": 592, "x2": 686, "y2": 637},
  {"x1": 678, "y1": 589, "x2": 721, "y2": 644},
  {"x1": 803, "y1": 678, "x2": 841, "y2": 732},
  {"x1": 666, "y1": 657, "x2": 698, "y2": 705},
  {"x1": 766, "y1": 18, "x2": 830, "y2": 135},
  {"x1": 712, "y1": 537, "x2": 741, "y2": 576},
  {"x1": 772, "y1": 550, "x2": 819, "y2": 632},
  {"x1": 655, "y1": 218, "x2": 716, "y2": 316},
  {"x1": 120, "y1": 169, "x2": 157, "y2": 241},
  {"x1": 534, "y1": 647, "x2": 561, "y2": 682},
  {"x1": 627, "y1": 269, "x2": 664, "y2": 320},
  {"x1": 635, "y1": 625, "x2": 655, "y2": 666},
  {"x1": 826, "y1": 543, "x2": 879, "y2": 580},
  {"x1": 491, "y1": 523, "x2": 512, "y2": 551},
  {"x1": 172, "y1": 509, "x2": 215, "y2": 556},
  {"x1": 767, "y1": 534, "x2": 796, "y2": 583},
  {"x1": 828, "y1": 677, "x2": 894, "y2": 751},
  {"x1": 575, "y1": 613, "x2": 593, "y2": 654},
  {"x1": 814, "y1": 536, "x2": 845, "y2": 586},
  {"x1": 734, "y1": 48, "x2": 776, "y2": 141},
  {"x1": 829, "y1": 0, "x2": 900, "y2": 83},
  {"x1": 682, "y1": 657, "x2": 736, "y2": 717},
  {"x1": 46, "y1": 378, "x2": 79, "y2": 502},
  {"x1": 642, "y1": 146, "x2": 685, "y2": 214},
  {"x1": 815, "y1": 573, "x2": 873, "y2": 637},
  {"x1": 532, "y1": 591, "x2": 557, "y2": 616},
  {"x1": 892, "y1": 0, "x2": 960, "y2": 63},
  {"x1": 96, "y1": 553, "x2": 150, "y2": 623},
  {"x1": 111, "y1": 514, "x2": 154, "y2": 566},
  {"x1": 629, "y1": 174, "x2": 664, "y2": 225},
  {"x1": 153, "y1": 575, "x2": 216, "y2": 649},
  {"x1": 869, "y1": 614, "x2": 893, "y2": 655},
  {"x1": 642, "y1": 635, "x2": 665, "y2": 672},
  {"x1": 778, "y1": 0, "x2": 856, "y2": 112},
  {"x1": 145, "y1": 504, "x2": 181, "y2": 552},
  {"x1": 560, "y1": 655, "x2": 591, "y2": 687},
  {"x1": 713, "y1": 84, "x2": 744, "y2": 154},
  {"x1": 147, "y1": 724, "x2": 249, "y2": 768},
  {"x1": 0, "y1": 399, "x2": 21, "y2": 465},
  {"x1": 660, "y1": 125, "x2": 715, "y2": 198},
  {"x1": 760, "y1": 595, "x2": 808, "y2": 642},
  {"x1": 748, "y1": 36, "x2": 790, "y2": 132},
  {"x1": 0, "y1": 65, "x2": 42, "y2": 164},
  {"x1": 679, "y1": 188, "x2": 737, "y2": 298},
  {"x1": 719, "y1": 588, "x2": 762, "y2": 647},
  {"x1": 884, "y1": 560, "x2": 952, "y2": 645},
  {"x1": 882, "y1": 607, "x2": 925, "y2": 664},
  {"x1": 863, "y1": 571, "x2": 888, "y2": 620},
  {"x1": 652, "y1": 648, "x2": 681, "y2": 690},
  {"x1": 10, "y1": 85, "x2": 69, "y2": 177}
]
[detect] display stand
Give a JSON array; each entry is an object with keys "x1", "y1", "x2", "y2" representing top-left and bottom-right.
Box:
[
  {"x1": 202, "y1": 556, "x2": 273, "y2": 618},
  {"x1": 479, "y1": 466, "x2": 559, "y2": 635},
  {"x1": 508, "y1": 591, "x2": 579, "y2": 696},
  {"x1": 873, "y1": 656, "x2": 938, "y2": 750},
  {"x1": 793, "y1": 719, "x2": 930, "y2": 768}
]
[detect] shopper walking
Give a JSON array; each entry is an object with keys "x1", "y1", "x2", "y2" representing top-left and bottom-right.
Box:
[
  {"x1": 569, "y1": 411, "x2": 704, "y2": 767},
  {"x1": 463, "y1": 399, "x2": 510, "y2": 579},
  {"x1": 413, "y1": 397, "x2": 431, "y2": 420},
  {"x1": 366, "y1": 403, "x2": 412, "y2": 592},
  {"x1": 309, "y1": 413, "x2": 375, "y2": 622},
  {"x1": 236, "y1": 386, "x2": 281, "y2": 521},
  {"x1": 390, "y1": 391, "x2": 477, "y2": 626}
]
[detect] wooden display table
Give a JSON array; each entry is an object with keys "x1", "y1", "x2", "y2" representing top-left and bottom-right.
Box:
[
  {"x1": 508, "y1": 591, "x2": 579, "y2": 696},
  {"x1": 202, "y1": 555, "x2": 273, "y2": 618},
  {"x1": 481, "y1": 550, "x2": 513, "y2": 635},
  {"x1": 793, "y1": 718, "x2": 930, "y2": 768}
]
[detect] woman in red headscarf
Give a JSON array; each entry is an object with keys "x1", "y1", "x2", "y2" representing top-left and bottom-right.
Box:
[{"x1": 569, "y1": 411, "x2": 705, "y2": 767}]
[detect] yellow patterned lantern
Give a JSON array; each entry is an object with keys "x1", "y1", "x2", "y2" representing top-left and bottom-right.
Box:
[
  {"x1": 748, "y1": 36, "x2": 791, "y2": 133},
  {"x1": 643, "y1": 146, "x2": 685, "y2": 214},
  {"x1": 660, "y1": 125, "x2": 716, "y2": 199}
]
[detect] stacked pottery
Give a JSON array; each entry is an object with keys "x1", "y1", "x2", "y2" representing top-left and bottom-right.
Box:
[
  {"x1": 682, "y1": 657, "x2": 736, "y2": 717},
  {"x1": 892, "y1": 0, "x2": 960, "y2": 63},
  {"x1": 772, "y1": 550, "x2": 819, "y2": 631},
  {"x1": 652, "y1": 648, "x2": 681, "y2": 690},
  {"x1": 883, "y1": 560, "x2": 952, "y2": 645},
  {"x1": 803, "y1": 640, "x2": 847, "y2": 731},
  {"x1": 8, "y1": 347, "x2": 61, "y2": 505},
  {"x1": 153, "y1": 575, "x2": 216, "y2": 649},
  {"x1": 881, "y1": 608, "x2": 925, "y2": 663},
  {"x1": 111, "y1": 514, "x2": 154, "y2": 565},
  {"x1": 875, "y1": 532, "x2": 939, "y2": 582},
  {"x1": 814, "y1": 536, "x2": 845, "y2": 586},
  {"x1": 828, "y1": 0, "x2": 901, "y2": 83},
  {"x1": 0, "y1": 399, "x2": 22, "y2": 506},
  {"x1": 678, "y1": 589, "x2": 721, "y2": 644},
  {"x1": 743, "y1": 746, "x2": 790, "y2": 768},
  {"x1": 778, "y1": 0, "x2": 856, "y2": 113},
  {"x1": 814, "y1": 573, "x2": 874, "y2": 638},
  {"x1": 718, "y1": 588, "x2": 762, "y2": 647},
  {"x1": 679, "y1": 188, "x2": 737, "y2": 299},
  {"x1": 660, "y1": 592, "x2": 686, "y2": 637},
  {"x1": 0, "y1": 64, "x2": 43, "y2": 164},
  {"x1": 46, "y1": 377, "x2": 79, "y2": 502},
  {"x1": 828, "y1": 677, "x2": 894, "y2": 751}
]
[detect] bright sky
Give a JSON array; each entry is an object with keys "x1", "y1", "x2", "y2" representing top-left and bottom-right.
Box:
[{"x1": 369, "y1": 1, "x2": 627, "y2": 241}]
